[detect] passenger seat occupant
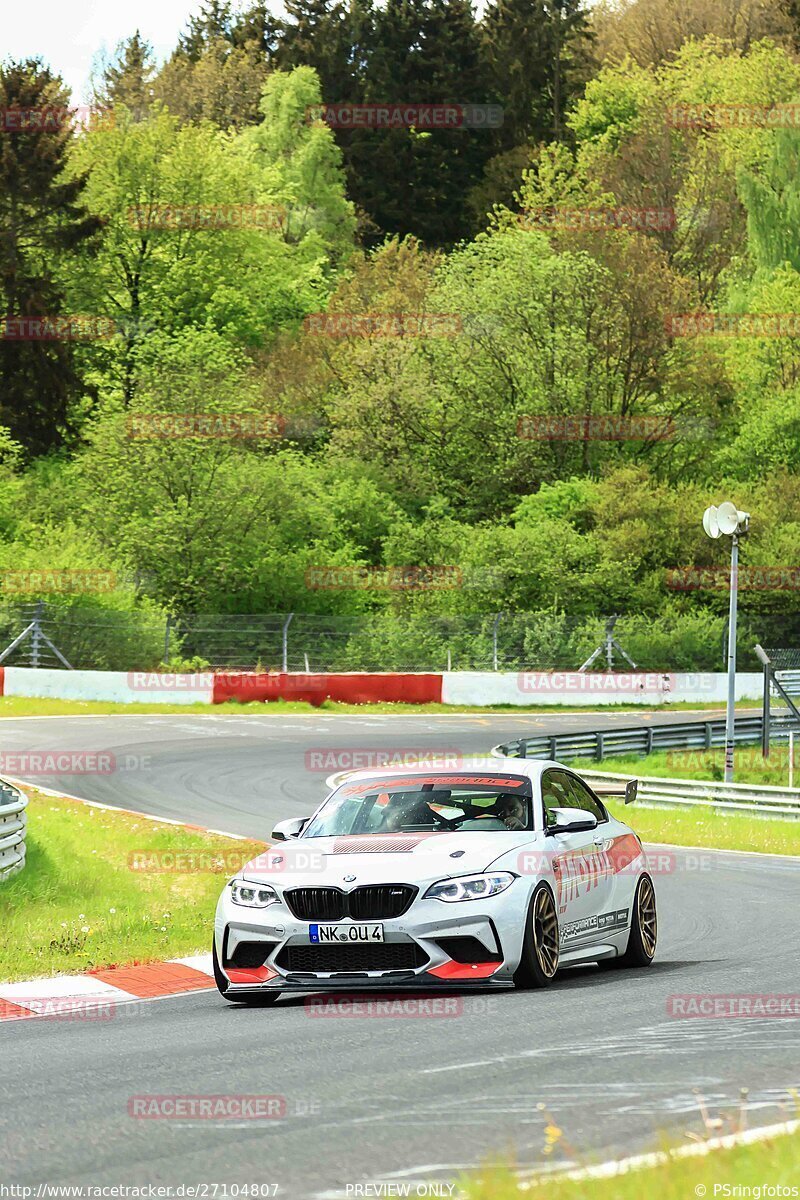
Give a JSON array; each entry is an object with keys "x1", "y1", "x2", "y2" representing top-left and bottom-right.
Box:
[{"x1": 381, "y1": 793, "x2": 437, "y2": 831}]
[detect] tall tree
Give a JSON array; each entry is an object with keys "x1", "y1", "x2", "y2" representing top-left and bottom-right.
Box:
[
  {"x1": 275, "y1": 0, "x2": 356, "y2": 101},
  {"x1": 93, "y1": 32, "x2": 155, "y2": 117},
  {"x1": 345, "y1": 0, "x2": 494, "y2": 245},
  {"x1": 153, "y1": 38, "x2": 270, "y2": 128},
  {"x1": 593, "y1": 0, "x2": 792, "y2": 67},
  {"x1": 179, "y1": 0, "x2": 234, "y2": 60},
  {"x1": 0, "y1": 60, "x2": 102, "y2": 456},
  {"x1": 482, "y1": 0, "x2": 592, "y2": 148},
  {"x1": 230, "y1": 1, "x2": 281, "y2": 59},
  {"x1": 154, "y1": 1, "x2": 276, "y2": 128}
]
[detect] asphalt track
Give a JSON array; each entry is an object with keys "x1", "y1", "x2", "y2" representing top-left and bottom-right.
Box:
[{"x1": 2, "y1": 710, "x2": 799, "y2": 1198}]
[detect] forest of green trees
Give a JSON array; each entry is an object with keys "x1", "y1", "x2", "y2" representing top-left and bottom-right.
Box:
[{"x1": 2, "y1": 0, "x2": 800, "y2": 671}]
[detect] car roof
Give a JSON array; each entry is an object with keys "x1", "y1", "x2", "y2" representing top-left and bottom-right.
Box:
[{"x1": 331, "y1": 756, "x2": 561, "y2": 786}]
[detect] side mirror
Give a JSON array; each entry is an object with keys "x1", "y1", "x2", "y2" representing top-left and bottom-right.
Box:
[
  {"x1": 546, "y1": 807, "x2": 598, "y2": 835},
  {"x1": 271, "y1": 817, "x2": 307, "y2": 842}
]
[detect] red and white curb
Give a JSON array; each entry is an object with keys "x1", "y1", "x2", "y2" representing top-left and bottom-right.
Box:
[
  {"x1": 0, "y1": 952, "x2": 216, "y2": 1021},
  {"x1": 0, "y1": 781, "x2": 252, "y2": 1024}
]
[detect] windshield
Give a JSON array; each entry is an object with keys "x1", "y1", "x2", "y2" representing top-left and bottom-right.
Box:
[{"x1": 302, "y1": 773, "x2": 533, "y2": 838}]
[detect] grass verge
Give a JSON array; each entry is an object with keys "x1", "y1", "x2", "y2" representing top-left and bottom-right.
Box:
[
  {"x1": 0, "y1": 696, "x2": 756, "y2": 718},
  {"x1": 603, "y1": 796, "x2": 800, "y2": 856},
  {"x1": 460, "y1": 1126, "x2": 800, "y2": 1200},
  {"x1": 0, "y1": 787, "x2": 265, "y2": 982}
]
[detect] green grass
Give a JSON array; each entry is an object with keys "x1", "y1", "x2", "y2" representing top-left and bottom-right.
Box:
[
  {"x1": 605, "y1": 800, "x2": 800, "y2": 856},
  {"x1": 582, "y1": 744, "x2": 799, "y2": 788},
  {"x1": 460, "y1": 1126, "x2": 800, "y2": 1200},
  {"x1": 0, "y1": 788, "x2": 265, "y2": 982},
  {"x1": 0, "y1": 695, "x2": 757, "y2": 718}
]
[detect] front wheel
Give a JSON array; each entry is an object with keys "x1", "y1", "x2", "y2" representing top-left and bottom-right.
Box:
[
  {"x1": 514, "y1": 884, "x2": 560, "y2": 989},
  {"x1": 213, "y1": 941, "x2": 281, "y2": 1006}
]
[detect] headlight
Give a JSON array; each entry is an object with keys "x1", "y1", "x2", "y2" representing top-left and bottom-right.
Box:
[
  {"x1": 230, "y1": 879, "x2": 279, "y2": 908},
  {"x1": 424, "y1": 872, "x2": 515, "y2": 902}
]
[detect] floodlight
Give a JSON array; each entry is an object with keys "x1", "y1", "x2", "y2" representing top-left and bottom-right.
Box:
[
  {"x1": 702, "y1": 505, "x2": 721, "y2": 539},
  {"x1": 716, "y1": 501, "x2": 740, "y2": 536}
]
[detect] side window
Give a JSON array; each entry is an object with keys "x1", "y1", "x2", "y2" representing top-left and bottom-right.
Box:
[
  {"x1": 563, "y1": 773, "x2": 607, "y2": 823},
  {"x1": 541, "y1": 770, "x2": 573, "y2": 827}
]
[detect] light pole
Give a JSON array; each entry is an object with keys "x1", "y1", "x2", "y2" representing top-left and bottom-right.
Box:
[{"x1": 702, "y1": 502, "x2": 750, "y2": 782}]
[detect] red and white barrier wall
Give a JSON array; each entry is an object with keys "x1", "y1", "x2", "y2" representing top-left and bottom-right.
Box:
[
  {"x1": 440, "y1": 671, "x2": 764, "y2": 706},
  {"x1": 211, "y1": 671, "x2": 442, "y2": 705},
  {"x1": 0, "y1": 667, "x2": 764, "y2": 706},
  {"x1": 1, "y1": 667, "x2": 213, "y2": 705}
]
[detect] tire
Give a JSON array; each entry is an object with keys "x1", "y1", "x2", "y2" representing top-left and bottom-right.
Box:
[
  {"x1": 514, "y1": 884, "x2": 560, "y2": 989},
  {"x1": 213, "y1": 941, "x2": 281, "y2": 1006},
  {"x1": 601, "y1": 874, "x2": 657, "y2": 969}
]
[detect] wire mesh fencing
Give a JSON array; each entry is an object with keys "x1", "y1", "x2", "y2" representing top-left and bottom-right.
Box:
[{"x1": 0, "y1": 603, "x2": 798, "y2": 673}]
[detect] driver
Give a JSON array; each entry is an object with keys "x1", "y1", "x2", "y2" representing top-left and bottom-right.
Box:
[{"x1": 494, "y1": 794, "x2": 527, "y2": 831}]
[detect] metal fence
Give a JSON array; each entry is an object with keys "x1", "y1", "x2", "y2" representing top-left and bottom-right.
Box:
[
  {"x1": 1, "y1": 602, "x2": 799, "y2": 674},
  {"x1": 494, "y1": 714, "x2": 799, "y2": 764},
  {"x1": 0, "y1": 782, "x2": 28, "y2": 881},
  {"x1": 580, "y1": 769, "x2": 800, "y2": 819},
  {"x1": 491, "y1": 716, "x2": 800, "y2": 817}
]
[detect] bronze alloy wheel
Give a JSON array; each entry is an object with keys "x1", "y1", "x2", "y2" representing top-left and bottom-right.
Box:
[
  {"x1": 533, "y1": 886, "x2": 559, "y2": 978},
  {"x1": 637, "y1": 875, "x2": 658, "y2": 959}
]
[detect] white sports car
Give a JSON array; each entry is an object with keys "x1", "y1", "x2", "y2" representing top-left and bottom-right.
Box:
[{"x1": 213, "y1": 757, "x2": 656, "y2": 1004}]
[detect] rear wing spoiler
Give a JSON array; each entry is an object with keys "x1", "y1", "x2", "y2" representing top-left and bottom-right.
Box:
[{"x1": 591, "y1": 779, "x2": 638, "y2": 805}]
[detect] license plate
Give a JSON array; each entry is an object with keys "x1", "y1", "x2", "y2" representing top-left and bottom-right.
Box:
[{"x1": 309, "y1": 923, "x2": 384, "y2": 944}]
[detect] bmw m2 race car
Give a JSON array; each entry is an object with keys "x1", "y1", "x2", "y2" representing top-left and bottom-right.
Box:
[{"x1": 213, "y1": 757, "x2": 657, "y2": 1004}]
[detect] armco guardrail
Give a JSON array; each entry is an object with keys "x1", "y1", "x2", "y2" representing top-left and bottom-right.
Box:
[
  {"x1": 581, "y1": 770, "x2": 800, "y2": 819},
  {"x1": 491, "y1": 715, "x2": 800, "y2": 818},
  {"x1": 494, "y1": 714, "x2": 799, "y2": 764},
  {"x1": 0, "y1": 780, "x2": 28, "y2": 880}
]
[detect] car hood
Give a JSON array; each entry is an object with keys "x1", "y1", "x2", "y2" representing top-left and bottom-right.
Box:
[{"x1": 241, "y1": 830, "x2": 542, "y2": 887}]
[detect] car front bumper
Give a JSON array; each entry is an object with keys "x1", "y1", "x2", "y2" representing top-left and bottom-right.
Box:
[{"x1": 214, "y1": 882, "x2": 528, "y2": 992}]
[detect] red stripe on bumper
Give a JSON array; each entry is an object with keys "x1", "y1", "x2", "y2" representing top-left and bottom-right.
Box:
[
  {"x1": 225, "y1": 966, "x2": 278, "y2": 985},
  {"x1": 428, "y1": 961, "x2": 502, "y2": 980}
]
